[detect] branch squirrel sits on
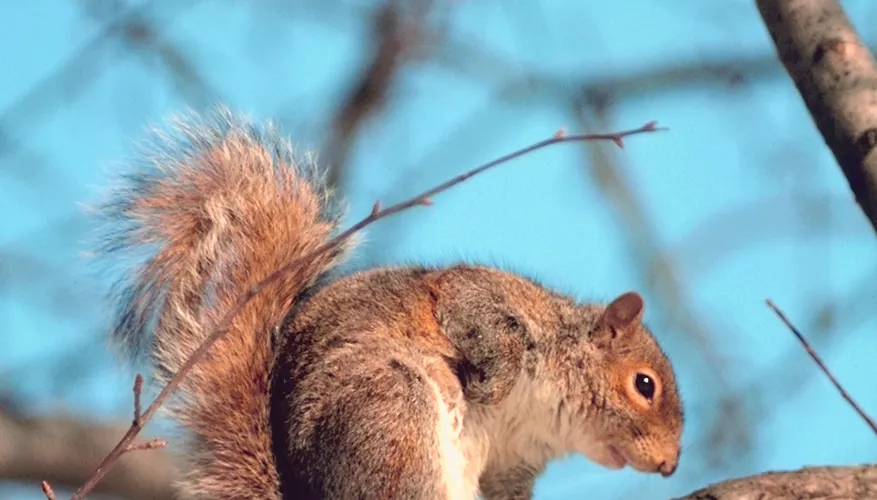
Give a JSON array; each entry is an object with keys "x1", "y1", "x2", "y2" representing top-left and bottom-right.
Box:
[{"x1": 95, "y1": 109, "x2": 684, "y2": 500}]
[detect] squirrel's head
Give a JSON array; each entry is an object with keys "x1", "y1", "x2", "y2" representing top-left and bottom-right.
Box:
[
  {"x1": 545, "y1": 291, "x2": 684, "y2": 477},
  {"x1": 430, "y1": 268, "x2": 682, "y2": 477}
]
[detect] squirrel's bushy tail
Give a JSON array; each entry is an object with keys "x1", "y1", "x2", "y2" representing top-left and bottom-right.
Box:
[{"x1": 96, "y1": 109, "x2": 350, "y2": 499}]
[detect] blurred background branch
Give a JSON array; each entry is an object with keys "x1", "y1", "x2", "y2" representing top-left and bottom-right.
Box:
[{"x1": 0, "y1": 407, "x2": 175, "y2": 500}]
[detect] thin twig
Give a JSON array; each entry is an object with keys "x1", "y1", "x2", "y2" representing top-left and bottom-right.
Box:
[
  {"x1": 132, "y1": 374, "x2": 143, "y2": 425},
  {"x1": 124, "y1": 438, "x2": 169, "y2": 453},
  {"x1": 68, "y1": 121, "x2": 661, "y2": 499},
  {"x1": 42, "y1": 481, "x2": 57, "y2": 500},
  {"x1": 766, "y1": 299, "x2": 877, "y2": 437}
]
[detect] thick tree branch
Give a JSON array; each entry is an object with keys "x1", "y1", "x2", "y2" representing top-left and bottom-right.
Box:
[
  {"x1": 675, "y1": 464, "x2": 877, "y2": 499},
  {"x1": 0, "y1": 409, "x2": 175, "y2": 500},
  {"x1": 757, "y1": 0, "x2": 877, "y2": 234}
]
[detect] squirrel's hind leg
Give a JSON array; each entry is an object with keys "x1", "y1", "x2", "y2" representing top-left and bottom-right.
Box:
[{"x1": 277, "y1": 347, "x2": 476, "y2": 500}]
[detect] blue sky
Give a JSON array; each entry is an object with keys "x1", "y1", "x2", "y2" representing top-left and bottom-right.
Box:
[{"x1": 2, "y1": 1, "x2": 876, "y2": 498}]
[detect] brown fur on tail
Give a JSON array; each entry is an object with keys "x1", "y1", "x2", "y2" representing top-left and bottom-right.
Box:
[{"x1": 96, "y1": 109, "x2": 351, "y2": 499}]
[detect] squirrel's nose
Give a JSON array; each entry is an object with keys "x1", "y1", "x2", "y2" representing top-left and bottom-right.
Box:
[
  {"x1": 658, "y1": 461, "x2": 676, "y2": 477},
  {"x1": 657, "y1": 446, "x2": 680, "y2": 477},
  {"x1": 658, "y1": 457, "x2": 678, "y2": 477}
]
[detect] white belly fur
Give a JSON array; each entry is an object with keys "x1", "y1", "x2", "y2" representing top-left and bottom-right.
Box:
[{"x1": 429, "y1": 377, "x2": 480, "y2": 500}]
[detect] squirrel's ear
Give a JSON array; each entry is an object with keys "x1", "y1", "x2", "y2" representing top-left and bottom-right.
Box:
[
  {"x1": 592, "y1": 292, "x2": 644, "y2": 348},
  {"x1": 605, "y1": 291, "x2": 644, "y2": 329}
]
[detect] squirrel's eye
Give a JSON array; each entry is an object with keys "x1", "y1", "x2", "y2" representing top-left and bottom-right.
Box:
[{"x1": 634, "y1": 373, "x2": 655, "y2": 400}]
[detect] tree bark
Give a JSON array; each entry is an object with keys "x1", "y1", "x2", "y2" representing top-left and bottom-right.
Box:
[
  {"x1": 756, "y1": 0, "x2": 877, "y2": 234},
  {"x1": 0, "y1": 409, "x2": 176, "y2": 500},
  {"x1": 674, "y1": 464, "x2": 877, "y2": 499}
]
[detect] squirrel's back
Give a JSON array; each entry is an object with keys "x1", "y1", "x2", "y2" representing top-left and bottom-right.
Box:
[{"x1": 95, "y1": 109, "x2": 352, "y2": 499}]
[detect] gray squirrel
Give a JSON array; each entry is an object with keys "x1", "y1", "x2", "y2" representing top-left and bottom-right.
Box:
[{"x1": 95, "y1": 109, "x2": 683, "y2": 499}]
